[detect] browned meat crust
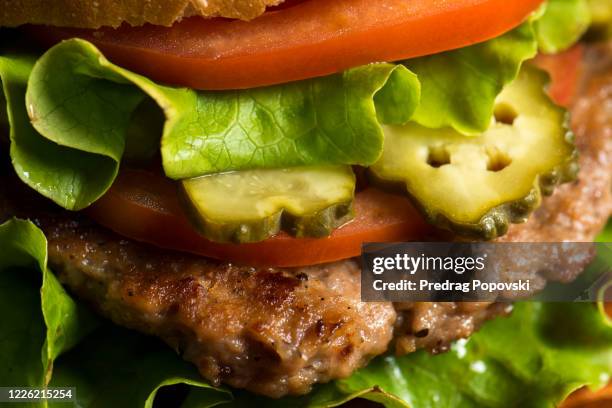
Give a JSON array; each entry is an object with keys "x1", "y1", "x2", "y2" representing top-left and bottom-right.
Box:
[
  {"x1": 41, "y1": 217, "x2": 395, "y2": 397},
  {"x1": 0, "y1": 45, "x2": 610, "y2": 398},
  {"x1": 393, "y1": 302, "x2": 510, "y2": 355},
  {"x1": 0, "y1": 177, "x2": 506, "y2": 396},
  {"x1": 499, "y1": 45, "x2": 612, "y2": 243},
  {"x1": 0, "y1": 0, "x2": 285, "y2": 29},
  {"x1": 2, "y1": 200, "x2": 505, "y2": 397}
]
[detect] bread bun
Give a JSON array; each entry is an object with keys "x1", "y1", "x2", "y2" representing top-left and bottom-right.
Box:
[{"x1": 0, "y1": 0, "x2": 285, "y2": 29}]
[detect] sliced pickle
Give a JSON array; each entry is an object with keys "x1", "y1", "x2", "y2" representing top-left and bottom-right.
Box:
[
  {"x1": 180, "y1": 166, "x2": 355, "y2": 243},
  {"x1": 369, "y1": 66, "x2": 578, "y2": 240}
]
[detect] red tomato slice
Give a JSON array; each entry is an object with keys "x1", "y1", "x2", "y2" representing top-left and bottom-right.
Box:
[
  {"x1": 28, "y1": 0, "x2": 543, "y2": 90},
  {"x1": 86, "y1": 169, "x2": 431, "y2": 267},
  {"x1": 533, "y1": 44, "x2": 584, "y2": 108}
]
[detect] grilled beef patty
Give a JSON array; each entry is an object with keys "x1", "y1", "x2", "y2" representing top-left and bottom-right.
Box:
[{"x1": 0, "y1": 45, "x2": 610, "y2": 397}]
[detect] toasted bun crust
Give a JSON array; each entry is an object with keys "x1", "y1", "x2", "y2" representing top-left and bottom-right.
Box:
[{"x1": 0, "y1": 0, "x2": 285, "y2": 28}]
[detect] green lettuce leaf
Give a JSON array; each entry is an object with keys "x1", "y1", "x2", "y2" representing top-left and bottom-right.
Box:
[
  {"x1": 0, "y1": 219, "x2": 231, "y2": 407},
  {"x1": 598, "y1": 219, "x2": 612, "y2": 243},
  {"x1": 49, "y1": 324, "x2": 231, "y2": 408},
  {"x1": 402, "y1": 0, "x2": 596, "y2": 135},
  {"x1": 0, "y1": 54, "x2": 124, "y2": 210},
  {"x1": 1, "y1": 218, "x2": 611, "y2": 407},
  {"x1": 403, "y1": 23, "x2": 538, "y2": 135},
  {"x1": 1, "y1": 0, "x2": 597, "y2": 210},
  {"x1": 1, "y1": 39, "x2": 418, "y2": 210},
  {"x1": 0, "y1": 83, "x2": 7, "y2": 132},
  {"x1": 0, "y1": 219, "x2": 98, "y2": 392},
  {"x1": 535, "y1": 0, "x2": 592, "y2": 54}
]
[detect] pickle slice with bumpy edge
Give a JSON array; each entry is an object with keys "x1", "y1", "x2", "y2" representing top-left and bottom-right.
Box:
[
  {"x1": 180, "y1": 166, "x2": 355, "y2": 243},
  {"x1": 369, "y1": 66, "x2": 578, "y2": 240}
]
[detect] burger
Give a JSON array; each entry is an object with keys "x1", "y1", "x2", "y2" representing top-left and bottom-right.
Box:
[{"x1": 0, "y1": 0, "x2": 611, "y2": 407}]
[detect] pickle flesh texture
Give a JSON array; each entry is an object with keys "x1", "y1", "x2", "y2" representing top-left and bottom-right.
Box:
[
  {"x1": 369, "y1": 66, "x2": 578, "y2": 239},
  {"x1": 180, "y1": 166, "x2": 355, "y2": 243}
]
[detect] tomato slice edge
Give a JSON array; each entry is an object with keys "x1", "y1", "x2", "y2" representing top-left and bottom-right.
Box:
[
  {"x1": 86, "y1": 169, "x2": 431, "y2": 267},
  {"x1": 28, "y1": 0, "x2": 544, "y2": 89},
  {"x1": 84, "y1": 45, "x2": 583, "y2": 268},
  {"x1": 533, "y1": 44, "x2": 584, "y2": 108}
]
